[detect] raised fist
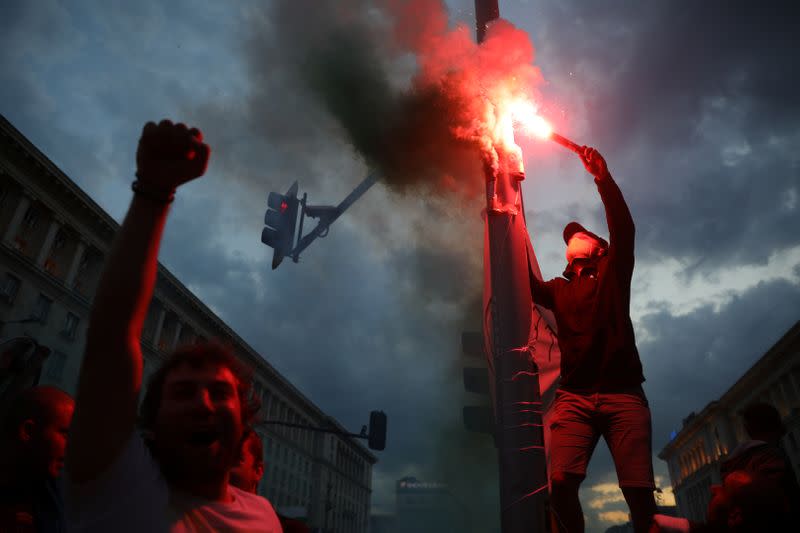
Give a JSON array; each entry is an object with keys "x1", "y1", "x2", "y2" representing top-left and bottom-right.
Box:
[
  {"x1": 579, "y1": 146, "x2": 609, "y2": 179},
  {"x1": 135, "y1": 119, "x2": 210, "y2": 192}
]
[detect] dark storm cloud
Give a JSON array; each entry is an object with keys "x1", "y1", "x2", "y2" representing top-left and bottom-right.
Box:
[
  {"x1": 640, "y1": 278, "x2": 800, "y2": 449},
  {"x1": 3, "y1": 1, "x2": 799, "y2": 530},
  {"x1": 157, "y1": 188, "x2": 496, "y2": 519},
  {"x1": 239, "y1": 0, "x2": 550, "y2": 196},
  {"x1": 0, "y1": 0, "x2": 494, "y2": 513},
  {"x1": 510, "y1": 0, "x2": 800, "y2": 271}
]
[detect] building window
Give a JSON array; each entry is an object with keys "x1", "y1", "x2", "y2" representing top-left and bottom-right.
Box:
[
  {"x1": 31, "y1": 293, "x2": 53, "y2": 323},
  {"x1": 61, "y1": 312, "x2": 79, "y2": 340},
  {"x1": 788, "y1": 431, "x2": 798, "y2": 453},
  {"x1": 45, "y1": 350, "x2": 67, "y2": 381},
  {"x1": 77, "y1": 254, "x2": 92, "y2": 275},
  {"x1": 43, "y1": 257, "x2": 59, "y2": 276},
  {"x1": 53, "y1": 229, "x2": 67, "y2": 251},
  {"x1": 22, "y1": 206, "x2": 39, "y2": 230},
  {"x1": 0, "y1": 274, "x2": 20, "y2": 304}
]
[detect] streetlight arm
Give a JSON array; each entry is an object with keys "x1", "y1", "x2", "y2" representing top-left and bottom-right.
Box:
[
  {"x1": 290, "y1": 172, "x2": 379, "y2": 262},
  {"x1": 260, "y1": 420, "x2": 366, "y2": 441}
]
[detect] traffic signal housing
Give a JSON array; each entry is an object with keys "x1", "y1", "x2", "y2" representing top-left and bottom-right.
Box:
[
  {"x1": 368, "y1": 410, "x2": 387, "y2": 451},
  {"x1": 261, "y1": 181, "x2": 300, "y2": 269},
  {"x1": 462, "y1": 330, "x2": 495, "y2": 437}
]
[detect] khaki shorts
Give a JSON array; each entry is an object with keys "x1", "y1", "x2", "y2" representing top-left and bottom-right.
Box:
[{"x1": 549, "y1": 386, "x2": 655, "y2": 489}]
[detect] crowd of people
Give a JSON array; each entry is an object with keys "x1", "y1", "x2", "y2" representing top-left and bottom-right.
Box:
[{"x1": 0, "y1": 120, "x2": 795, "y2": 532}]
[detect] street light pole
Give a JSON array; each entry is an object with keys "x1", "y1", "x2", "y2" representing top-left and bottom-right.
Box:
[
  {"x1": 482, "y1": 153, "x2": 548, "y2": 533},
  {"x1": 475, "y1": 2, "x2": 549, "y2": 532}
]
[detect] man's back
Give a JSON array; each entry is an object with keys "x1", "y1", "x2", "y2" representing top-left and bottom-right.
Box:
[{"x1": 721, "y1": 440, "x2": 800, "y2": 506}]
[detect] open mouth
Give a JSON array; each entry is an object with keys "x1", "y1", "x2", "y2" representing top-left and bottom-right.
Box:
[{"x1": 187, "y1": 430, "x2": 221, "y2": 447}]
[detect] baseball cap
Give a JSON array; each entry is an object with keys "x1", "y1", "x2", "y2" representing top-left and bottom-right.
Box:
[{"x1": 563, "y1": 221, "x2": 609, "y2": 249}]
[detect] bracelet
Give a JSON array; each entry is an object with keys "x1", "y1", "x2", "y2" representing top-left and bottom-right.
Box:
[{"x1": 132, "y1": 179, "x2": 175, "y2": 204}]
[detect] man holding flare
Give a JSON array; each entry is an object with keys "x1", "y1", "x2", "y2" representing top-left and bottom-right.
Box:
[{"x1": 525, "y1": 132, "x2": 657, "y2": 533}]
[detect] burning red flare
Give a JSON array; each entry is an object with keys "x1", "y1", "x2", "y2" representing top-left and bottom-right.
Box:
[
  {"x1": 507, "y1": 98, "x2": 584, "y2": 154},
  {"x1": 509, "y1": 99, "x2": 553, "y2": 140}
]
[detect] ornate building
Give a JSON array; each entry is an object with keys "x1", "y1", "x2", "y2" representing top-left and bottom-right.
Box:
[
  {"x1": 0, "y1": 113, "x2": 376, "y2": 533},
  {"x1": 658, "y1": 321, "x2": 800, "y2": 521}
]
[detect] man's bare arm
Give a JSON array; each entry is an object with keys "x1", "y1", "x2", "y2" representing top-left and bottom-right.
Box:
[{"x1": 66, "y1": 121, "x2": 209, "y2": 483}]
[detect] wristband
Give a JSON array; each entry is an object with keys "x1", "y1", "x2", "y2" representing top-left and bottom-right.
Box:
[{"x1": 132, "y1": 179, "x2": 175, "y2": 204}]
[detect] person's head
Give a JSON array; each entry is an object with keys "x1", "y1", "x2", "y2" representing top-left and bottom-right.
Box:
[
  {"x1": 229, "y1": 429, "x2": 264, "y2": 493},
  {"x1": 139, "y1": 341, "x2": 260, "y2": 486},
  {"x1": 1, "y1": 386, "x2": 74, "y2": 481},
  {"x1": 563, "y1": 222, "x2": 608, "y2": 275},
  {"x1": 740, "y1": 402, "x2": 784, "y2": 443}
]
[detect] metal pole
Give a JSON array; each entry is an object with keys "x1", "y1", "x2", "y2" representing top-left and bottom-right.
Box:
[
  {"x1": 474, "y1": 0, "x2": 499, "y2": 44},
  {"x1": 483, "y1": 156, "x2": 548, "y2": 533},
  {"x1": 261, "y1": 419, "x2": 365, "y2": 439},
  {"x1": 475, "y1": 2, "x2": 549, "y2": 531},
  {"x1": 290, "y1": 173, "x2": 378, "y2": 260}
]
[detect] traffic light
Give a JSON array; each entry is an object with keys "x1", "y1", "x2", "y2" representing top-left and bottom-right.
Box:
[
  {"x1": 463, "y1": 405, "x2": 494, "y2": 434},
  {"x1": 462, "y1": 330, "x2": 495, "y2": 437},
  {"x1": 368, "y1": 410, "x2": 387, "y2": 451},
  {"x1": 261, "y1": 181, "x2": 300, "y2": 269}
]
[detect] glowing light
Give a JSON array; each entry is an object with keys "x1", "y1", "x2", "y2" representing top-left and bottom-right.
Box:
[{"x1": 509, "y1": 99, "x2": 553, "y2": 139}]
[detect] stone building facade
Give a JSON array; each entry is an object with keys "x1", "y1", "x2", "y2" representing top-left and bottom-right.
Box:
[{"x1": 658, "y1": 321, "x2": 800, "y2": 521}]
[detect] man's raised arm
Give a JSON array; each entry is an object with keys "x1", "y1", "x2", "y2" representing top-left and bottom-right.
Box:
[
  {"x1": 579, "y1": 147, "x2": 635, "y2": 272},
  {"x1": 66, "y1": 121, "x2": 210, "y2": 483}
]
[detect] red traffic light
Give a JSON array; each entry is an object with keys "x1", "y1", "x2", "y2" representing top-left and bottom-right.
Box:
[{"x1": 280, "y1": 200, "x2": 288, "y2": 213}]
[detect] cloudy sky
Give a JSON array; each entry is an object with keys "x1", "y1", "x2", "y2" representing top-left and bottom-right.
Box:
[{"x1": 2, "y1": 0, "x2": 799, "y2": 531}]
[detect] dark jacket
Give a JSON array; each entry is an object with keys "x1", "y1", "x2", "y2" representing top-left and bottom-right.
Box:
[
  {"x1": 530, "y1": 173, "x2": 644, "y2": 392},
  {"x1": 721, "y1": 439, "x2": 800, "y2": 509}
]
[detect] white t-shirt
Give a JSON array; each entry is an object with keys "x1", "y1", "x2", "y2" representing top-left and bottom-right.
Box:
[{"x1": 65, "y1": 432, "x2": 282, "y2": 533}]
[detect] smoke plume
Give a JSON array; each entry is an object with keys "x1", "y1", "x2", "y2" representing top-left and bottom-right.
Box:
[
  {"x1": 226, "y1": 1, "x2": 546, "y2": 527},
  {"x1": 262, "y1": 0, "x2": 543, "y2": 197}
]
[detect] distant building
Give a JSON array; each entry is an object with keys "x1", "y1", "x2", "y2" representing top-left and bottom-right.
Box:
[
  {"x1": 658, "y1": 321, "x2": 800, "y2": 521},
  {"x1": 393, "y1": 476, "x2": 466, "y2": 532},
  {"x1": 0, "y1": 113, "x2": 376, "y2": 533},
  {"x1": 369, "y1": 514, "x2": 396, "y2": 533}
]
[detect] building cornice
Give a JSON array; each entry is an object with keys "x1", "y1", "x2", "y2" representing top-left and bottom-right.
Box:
[
  {"x1": 659, "y1": 321, "x2": 800, "y2": 459},
  {"x1": 718, "y1": 321, "x2": 800, "y2": 408}
]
